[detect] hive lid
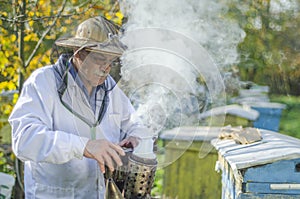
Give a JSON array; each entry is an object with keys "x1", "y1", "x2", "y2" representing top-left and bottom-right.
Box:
[
  {"x1": 242, "y1": 102, "x2": 286, "y2": 109},
  {"x1": 160, "y1": 126, "x2": 222, "y2": 141},
  {"x1": 212, "y1": 129, "x2": 300, "y2": 171},
  {"x1": 198, "y1": 104, "x2": 259, "y2": 121}
]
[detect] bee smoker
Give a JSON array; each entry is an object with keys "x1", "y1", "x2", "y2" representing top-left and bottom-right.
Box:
[
  {"x1": 105, "y1": 137, "x2": 157, "y2": 199},
  {"x1": 123, "y1": 152, "x2": 157, "y2": 199}
]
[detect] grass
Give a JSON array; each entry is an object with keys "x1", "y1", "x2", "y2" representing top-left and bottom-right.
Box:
[{"x1": 270, "y1": 95, "x2": 300, "y2": 138}]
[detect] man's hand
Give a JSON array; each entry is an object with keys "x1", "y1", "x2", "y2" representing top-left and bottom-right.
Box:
[
  {"x1": 83, "y1": 139, "x2": 125, "y2": 173},
  {"x1": 119, "y1": 136, "x2": 140, "y2": 148}
]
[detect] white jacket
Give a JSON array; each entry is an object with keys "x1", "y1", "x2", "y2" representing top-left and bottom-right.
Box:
[{"x1": 9, "y1": 55, "x2": 148, "y2": 199}]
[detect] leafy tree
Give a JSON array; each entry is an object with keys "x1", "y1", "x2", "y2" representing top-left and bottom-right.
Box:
[{"x1": 228, "y1": 0, "x2": 300, "y2": 95}]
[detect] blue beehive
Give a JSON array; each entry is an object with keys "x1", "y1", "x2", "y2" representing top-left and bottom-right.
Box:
[
  {"x1": 212, "y1": 130, "x2": 300, "y2": 199},
  {"x1": 243, "y1": 102, "x2": 286, "y2": 132}
]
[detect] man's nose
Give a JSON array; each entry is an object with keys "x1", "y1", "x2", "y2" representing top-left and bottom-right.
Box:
[{"x1": 100, "y1": 64, "x2": 110, "y2": 71}]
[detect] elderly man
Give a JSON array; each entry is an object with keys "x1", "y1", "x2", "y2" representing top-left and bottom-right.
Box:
[{"x1": 9, "y1": 16, "x2": 151, "y2": 199}]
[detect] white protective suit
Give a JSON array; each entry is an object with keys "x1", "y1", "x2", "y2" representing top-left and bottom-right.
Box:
[{"x1": 8, "y1": 54, "x2": 148, "y2": 199}]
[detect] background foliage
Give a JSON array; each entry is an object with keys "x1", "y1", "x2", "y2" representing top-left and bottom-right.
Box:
[{"x1": 228, "y1": 0, "x2": 300, "y2": 95}]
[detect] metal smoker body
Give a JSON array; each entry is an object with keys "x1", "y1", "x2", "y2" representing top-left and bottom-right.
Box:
[
  {"x1": 123, "y1": 153, "x2": 157, "y2": 199},
  {"x1": 105, "y1": 149, "x2": 157, "y2": 199}
]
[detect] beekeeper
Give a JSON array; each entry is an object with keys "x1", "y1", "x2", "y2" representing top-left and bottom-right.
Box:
[{"x1": 9, "y1": 16, "x2": 150, "y2": 199}]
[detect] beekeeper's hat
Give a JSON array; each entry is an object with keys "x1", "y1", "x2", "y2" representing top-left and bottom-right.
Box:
[{"x1": 55, "y1": 16, "x2": 126, "y2": 56}]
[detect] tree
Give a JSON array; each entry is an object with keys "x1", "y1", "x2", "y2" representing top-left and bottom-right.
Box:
[{"x1": 228, "y1": 0, "x2": 300, "y2": 95}]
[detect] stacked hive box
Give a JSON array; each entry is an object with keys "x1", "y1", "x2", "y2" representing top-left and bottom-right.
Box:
[{"x1": 212, "y1": 130, "x2": 300, "y2": 199}]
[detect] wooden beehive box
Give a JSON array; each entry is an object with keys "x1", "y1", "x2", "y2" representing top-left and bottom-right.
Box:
[
  {"x1": 160, "y1": 126, "x2": 222, "y2": 199},
  {"x1": 212, "y1": 130, "x2": 300, "y2": 199}
]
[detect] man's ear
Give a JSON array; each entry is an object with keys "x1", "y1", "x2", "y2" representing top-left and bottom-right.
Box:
[
  {"x1": 75, "y1": 50, "x2": 88, "y2": 60},
  {"x1": 72, "y1": 49, "x2": 83, "y2": 68}
]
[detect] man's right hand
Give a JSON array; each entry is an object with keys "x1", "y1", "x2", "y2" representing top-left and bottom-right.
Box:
[{"x1": 83, "y1": 139, "x2": 125, "y2": 173}]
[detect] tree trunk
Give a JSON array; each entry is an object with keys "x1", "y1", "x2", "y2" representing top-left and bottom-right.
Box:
[{"x1": 14, "y1": 0, "x2": 26, "y2": 198}]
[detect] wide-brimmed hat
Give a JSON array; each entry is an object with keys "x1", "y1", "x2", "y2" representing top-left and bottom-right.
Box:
[{"x1": 55, "y1": 16, "x2": 126, "y2": 56}]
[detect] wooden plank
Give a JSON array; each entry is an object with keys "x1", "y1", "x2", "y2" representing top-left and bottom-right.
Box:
[
  {"x1": 238, "y1": 193, "x2": 300, "y2": 199},
  {"x1": 244, "y1": 182, "x2": 300, "y2": 195},
  {"x1": 243, "y1": 158, "x2": 300, "y2": 183}
]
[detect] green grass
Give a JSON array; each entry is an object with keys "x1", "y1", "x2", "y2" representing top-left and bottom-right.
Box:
[{"x1": 270, "y1": 95, "x2": 300, "y2": 138}]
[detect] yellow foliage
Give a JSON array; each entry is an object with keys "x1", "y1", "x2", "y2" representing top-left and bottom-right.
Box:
[
  {"x1": 23, "y1": 30, "x2": 30, "y2": 35},
  {"x1": 29, "y1": 20, "x2": 34, "y2": 27},
  {"x1": 60, "y1": 26, "x2": 67, "y2": 33},
  {"x1": 0, "y1": 82, "x2": 8, "y2": 90},
  {"x1": 3, "y1": 104, "x2": 13, "y2": 115},
  {"x1": 24, "y1": 33, "x2": 39, "y2": 42},
  {"x1": 0, "y1": 81, "x2": 16, "y2": 91},
  {"x1": 10, "y1": 153, "x2": 16, "y2": 162},
  {"x1": 7, "y1": 82, "x2": 15, "y2": 90},
  {"x1": 105, "y1": 13, "x2": 112, "y2": 20},
  {"x1": 65, "y1": 19, "x2": 73, "y2": 25},
  {"x1": 45, "y1": 34, "x2": 56, "y2": 40},
  {"x1": 56, "y1": 20, "x2": 61, "y2": 27},
  {"x1": 10, "y1": 34, "x2": 17, "y2": 42},
  {"x1": 24, "y1": 34, "x2": 32, "y2": 42},
  {"x1": 4, "y1": 51, "x2": 10, "y2": 58},
  {"x1": 5, "y1": 68, "x2": 16, "y2": 80},
  {"x1": 1, "y1": 70, "x2": 7, "y2": 77},
  {"x1": 0, "y1": 52, "x2": 9, "y2": 67},
  {"x1": 113, "y1": 18, "x2": 122, "y2": 26},
  {"x1": 41, "y1": 54, "x2": 50, "y2": 63},
  {"x1": 28, "y1": 11, "x2": 35, "y2": 17},
  {"x1": 1, "y1": 28, "x2": 8, "y2": 35},
  {"x1": 45, "y1": 7, "x2": 51, "y2": 16},
  {"x1": 0, "y1": 81, "x2": 14, "y2": 91},
  {"x1": 13, "y1": 93, "x2": 19, "y2": 104},
  {"x1": 1, "y1": 12, "x2": 7, "y2": 17},
  {"x1": 115, "y1": 11, "x2": 124, "y2": 20}
]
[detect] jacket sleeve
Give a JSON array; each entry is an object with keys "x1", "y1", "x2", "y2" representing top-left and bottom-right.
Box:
[{"x1": 8, "y1": 69, "x2": 89, "y2": 164}]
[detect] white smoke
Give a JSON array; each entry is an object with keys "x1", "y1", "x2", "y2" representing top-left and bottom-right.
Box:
[
  {"x1": 118, "y1": 0, "x2": 245, "y2": 135},
  {"x1": 120, "y1": 0, "x2": 245, "y2": 68},
  {"x1": 117, "y1": 0, "x2": 248, "y2": 164}
]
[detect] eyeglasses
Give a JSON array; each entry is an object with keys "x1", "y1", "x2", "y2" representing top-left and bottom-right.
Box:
[{"x1": 87, "y1": 53, "x2": 118, "y2": 66}]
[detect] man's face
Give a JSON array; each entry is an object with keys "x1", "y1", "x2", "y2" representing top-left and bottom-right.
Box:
[{"x1": 76, "y1": 51, "x2": 118, "y2": 87}]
